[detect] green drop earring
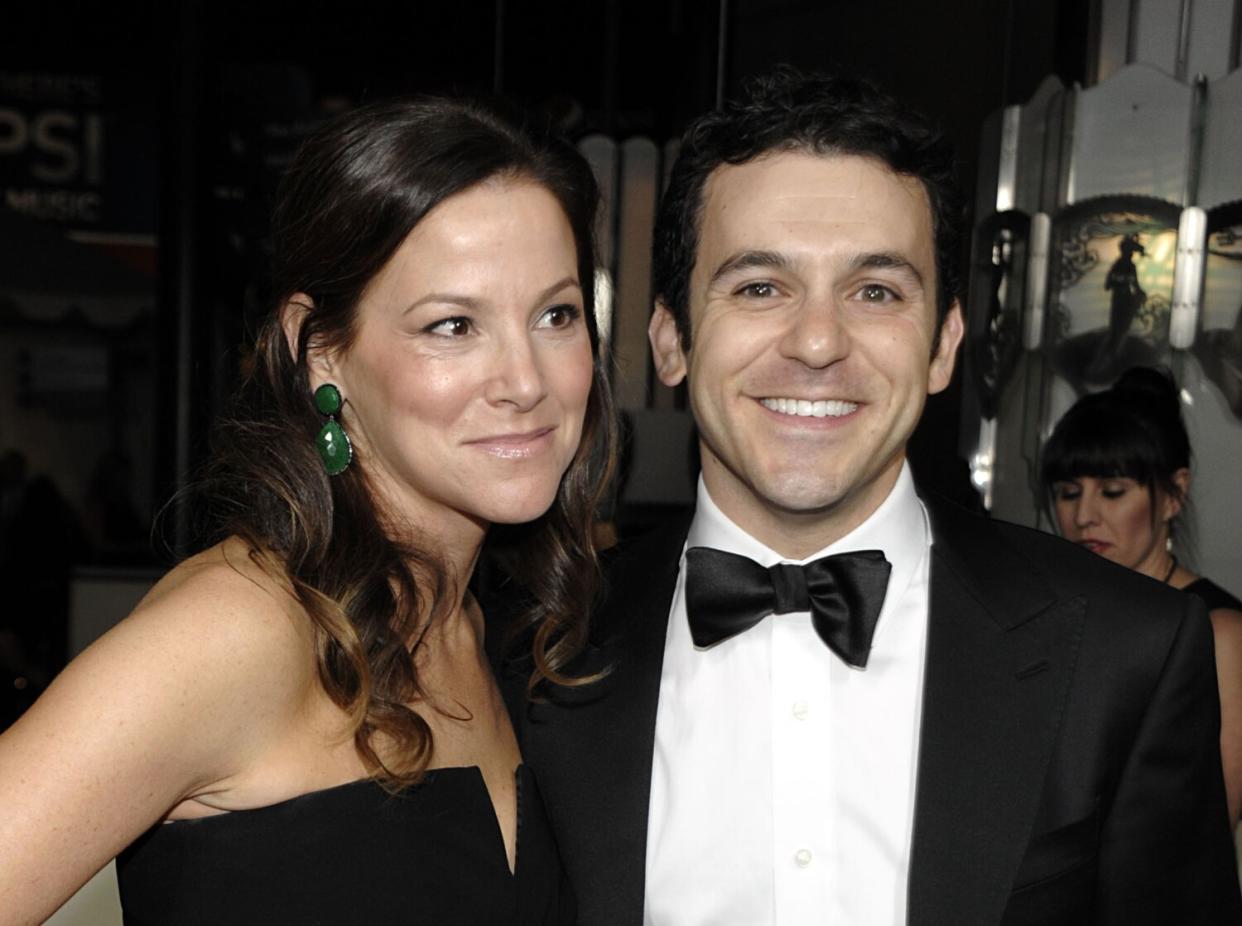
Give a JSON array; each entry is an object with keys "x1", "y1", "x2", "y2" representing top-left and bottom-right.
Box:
[{"x1": 313, "y1": 383, "x2": 353, "y2": 476}]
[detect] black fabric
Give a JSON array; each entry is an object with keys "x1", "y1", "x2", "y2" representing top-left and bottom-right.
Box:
[
  {"x1": 502, "y1": 513, "x2": 689, "y2": 926},
  {"x1": 1184, "y1": 577, "x2": 1242, "y2": 613},
  {"x1": 117, "y1": 765, "x2": 573, "y2": 926},
  {"x1": 683, "y1": 546, "x2": 891, "y2": 667},
  {"x1": 506, "y1": 498, "x2": 1242, "y2": 926}
]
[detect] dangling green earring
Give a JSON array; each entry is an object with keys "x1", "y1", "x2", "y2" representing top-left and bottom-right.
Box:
[{"x1": 313, "y1": 383, "x2": 352, "y2": 476}]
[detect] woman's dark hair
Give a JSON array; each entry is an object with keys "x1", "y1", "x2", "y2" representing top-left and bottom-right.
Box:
[
  {"x1": 1040, "y1": 366, "x2": 1190, "y2": 512},
  {"x1": 198, "y1": 97, "x2": 616, "y2": 787},
  {"x1": 652, "y1": 65, "x2": 964, "y2": 349}
]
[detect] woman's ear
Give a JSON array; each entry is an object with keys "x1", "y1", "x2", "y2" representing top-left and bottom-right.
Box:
[
  {"x1": 280, "y1": 293, "x2": 313, "y2": 363},
  {"x1": 1164, "y1": 467, "x2": 1191, "y2": 521},
  {"x1": 279, "y1": 293, "x2": 336, "y2": 386}
]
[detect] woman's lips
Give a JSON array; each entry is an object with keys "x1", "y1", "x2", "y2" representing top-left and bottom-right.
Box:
[
  {"x1": 466, "y1": 426, "x2": 556, "y2": 459},
  {"x1": 1079, "y1": 539, "x2": 1111, "y2": 554}
]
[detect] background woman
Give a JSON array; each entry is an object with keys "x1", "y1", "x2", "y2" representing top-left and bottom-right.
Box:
[
  {"x1": 0, "y1": 97, "x2": 614, "y2": 924},
  {"x1": 1042, "y1": 366, "x2": 1242, "y2": 828}
]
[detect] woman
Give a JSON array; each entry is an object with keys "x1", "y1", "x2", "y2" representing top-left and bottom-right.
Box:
[
  {"x1": 0, "y1": 97, "x2": 615, "y2": 924},
  {"x1": 1042, "y1": 366, "x2": 1242, "y2": 828}
]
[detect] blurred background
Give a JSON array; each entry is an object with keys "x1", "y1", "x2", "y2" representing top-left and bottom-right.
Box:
[
  {"x1": 5, "y1": 0, "x2": 1242, "y2": 704},
  {"x1": 4, "y1": 0, "x2": 1242, "y2": 919},
  {"x1": 0, "y1": 0, "x2": 1086, "y2": 706}
]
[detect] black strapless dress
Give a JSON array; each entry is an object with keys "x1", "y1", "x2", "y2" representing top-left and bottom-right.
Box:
[{"x1": 116, "y1": 765, "x2": 574, "y2": 925}]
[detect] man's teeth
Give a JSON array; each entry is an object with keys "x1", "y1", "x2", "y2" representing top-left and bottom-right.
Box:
[{"x1": 761, "y1": 397, "x2": 858, "y2": 418}]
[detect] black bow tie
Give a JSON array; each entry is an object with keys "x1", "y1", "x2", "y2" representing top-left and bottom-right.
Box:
[{"x1": 683, "y1": 546, "x2": 892, "y2": 668}]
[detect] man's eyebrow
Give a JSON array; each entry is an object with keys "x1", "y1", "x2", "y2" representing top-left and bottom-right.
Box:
[
  {"x1": 850, "y1": 251, "x2": 925, "y2": 287},
  {"x1": 707, "y1": 249, "x2": 927, "y2": 291},
  {"x1": 708, "y1": 250, "x2": 792, "y2": 286}
]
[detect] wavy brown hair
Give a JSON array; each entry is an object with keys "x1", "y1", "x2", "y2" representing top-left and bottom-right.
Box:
[{"x1": 198, "y1": 97, "x2": 617, "y2": 786}]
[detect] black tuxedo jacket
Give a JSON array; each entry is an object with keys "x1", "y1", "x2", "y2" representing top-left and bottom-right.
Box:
[{"x1": 498, "y1": 497, "x2": 1242, "y2": 925}]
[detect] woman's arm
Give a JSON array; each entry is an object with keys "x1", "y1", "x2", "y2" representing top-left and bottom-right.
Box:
[
  {"x1": 1209, "y1": 605, "x2": 1242, "y2": 829},
  {"x1": 0, "y1": 548, "x2": 306, "y2": 925}
]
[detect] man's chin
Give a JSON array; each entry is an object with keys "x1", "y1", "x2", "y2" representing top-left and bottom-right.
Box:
[
  {"x1": 752, "y1": 470, "x2": 855, "y2": 512},
  {"x1": 756, "y1": 466, "x2": 902, "y2": 524}
]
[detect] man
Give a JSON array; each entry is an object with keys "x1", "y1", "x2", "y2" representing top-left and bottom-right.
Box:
[{"x1": 504, "y1": 69, "x2": 1241, "y2": 925}]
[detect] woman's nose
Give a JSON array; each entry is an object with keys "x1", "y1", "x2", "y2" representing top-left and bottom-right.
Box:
[
  {"x1": 1072, "y1": 495, "x2": 1099, "y2": 527},
  {"x1": 486, "y1": 335, "x2": 547, "y2": 410}
]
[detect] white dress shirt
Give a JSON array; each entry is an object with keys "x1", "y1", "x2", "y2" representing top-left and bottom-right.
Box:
[{"x1": 644, "y1": 464, "x2": 932, "y2": 926}]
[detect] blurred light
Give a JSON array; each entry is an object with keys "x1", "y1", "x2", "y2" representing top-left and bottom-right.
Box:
[
  {"x1": 1024, "y1": 213, "x2": 1051, "y2": 350},
  {"x1": 594, "y1": 268, "x2": 614, "y2": 346},
  {"x1": 969, "y1": 418, "x2": 998, "y2": 511},
  {"x1": 1171, "y1": 207, "x2": 1207, "y2": 349}
]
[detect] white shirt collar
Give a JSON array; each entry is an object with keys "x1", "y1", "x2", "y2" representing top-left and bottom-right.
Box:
[
  {"x1": 687, "y1": 462, "x2": 926, "y2": 567},
  {"x1": 684, "y1": 462, "x2": 929, "y2": 645}
]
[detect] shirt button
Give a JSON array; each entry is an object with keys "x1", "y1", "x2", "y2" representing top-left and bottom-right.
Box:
[
  {"x1": 794, "y1": 848, "x2": 813, "y2": 868},
  {"x1": 792, "y1": 700, "x2": 810, "y2": 720}
]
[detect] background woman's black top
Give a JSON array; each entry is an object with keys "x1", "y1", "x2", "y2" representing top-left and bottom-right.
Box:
[
  {"x1": 117, "y1": 764, "x2": 573, "y2": 925},
  {"x1": 1185, "y1": 578, "x2": 1242, "y2": 613}
]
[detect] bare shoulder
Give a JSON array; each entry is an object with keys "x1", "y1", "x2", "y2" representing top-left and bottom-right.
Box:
[
  {"x1": 12, "y1": 537, "x2": 315, "y2": 775},
  {"x1": 86, "y1": 538, "x2": 313, "y2": 714},
  {"x1": 0, "y1": 538, "x2": 317, "y2": 920},
  {"x1": 1209, "y1": 606, "x2": 1242, "y2": 648},
  {"x1": 140, "y1": 536, "x2": 300, "y2": 627},
  {"x1": 133, "y1": 538, "x2": 310, "y2": 667}
]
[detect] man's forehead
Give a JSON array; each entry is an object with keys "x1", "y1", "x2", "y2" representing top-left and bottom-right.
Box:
[
  {"x1": 701, "y1": 150, "x2": 930, "y2": 216},
  {"x1": 695, "y1": 151, "x2": 935, "y2": 263}
]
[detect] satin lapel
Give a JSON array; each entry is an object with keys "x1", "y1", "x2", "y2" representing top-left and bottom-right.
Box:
[
  {"x1": 520, "y1": 517, "x2": 689, "y2": 926},
  {"x1": 907, "y1": 501, "x2": 1086, "y2": 926}
]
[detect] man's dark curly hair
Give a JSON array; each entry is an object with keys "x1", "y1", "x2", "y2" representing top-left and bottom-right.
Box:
[{"x1": 652, "y1": 66, "x2": 964, "y2": 349}]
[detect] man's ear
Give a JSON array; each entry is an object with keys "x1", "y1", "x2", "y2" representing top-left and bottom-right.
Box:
[
  {"x1": 928, "y1": 300, "x2": 965, "y2": 395},
  {"x1": 648, "y1": 302, "x2": 688, "y2": 388},
  {"x1": 279, "y1": 293, "x2": 336, "y2": 386}
]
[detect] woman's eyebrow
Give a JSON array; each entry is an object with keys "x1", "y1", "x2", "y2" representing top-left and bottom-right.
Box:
[
  {"x1": 402, "y1": 276, "x2": 580, "y2": 315},
  {"x1": 533, "y1": 276, "x2": 582, "y2": 303}
]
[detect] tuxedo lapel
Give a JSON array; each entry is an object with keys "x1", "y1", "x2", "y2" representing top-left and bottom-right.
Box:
[
  {"x1": 907, "y1": 500, "x2": 1087, "y2": 926},
  {"x1": 518, "y1": 517, "x2": 689, "y2": 926}
]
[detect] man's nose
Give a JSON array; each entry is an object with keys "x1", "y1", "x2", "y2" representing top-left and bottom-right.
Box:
[{"x1": 777, "y1": 296, "x2": 849, "y2": 369}]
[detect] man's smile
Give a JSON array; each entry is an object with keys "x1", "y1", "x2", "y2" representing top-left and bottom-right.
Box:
[{"x1": 759, "y1": 397, "x2": 860, "y2": 418}]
